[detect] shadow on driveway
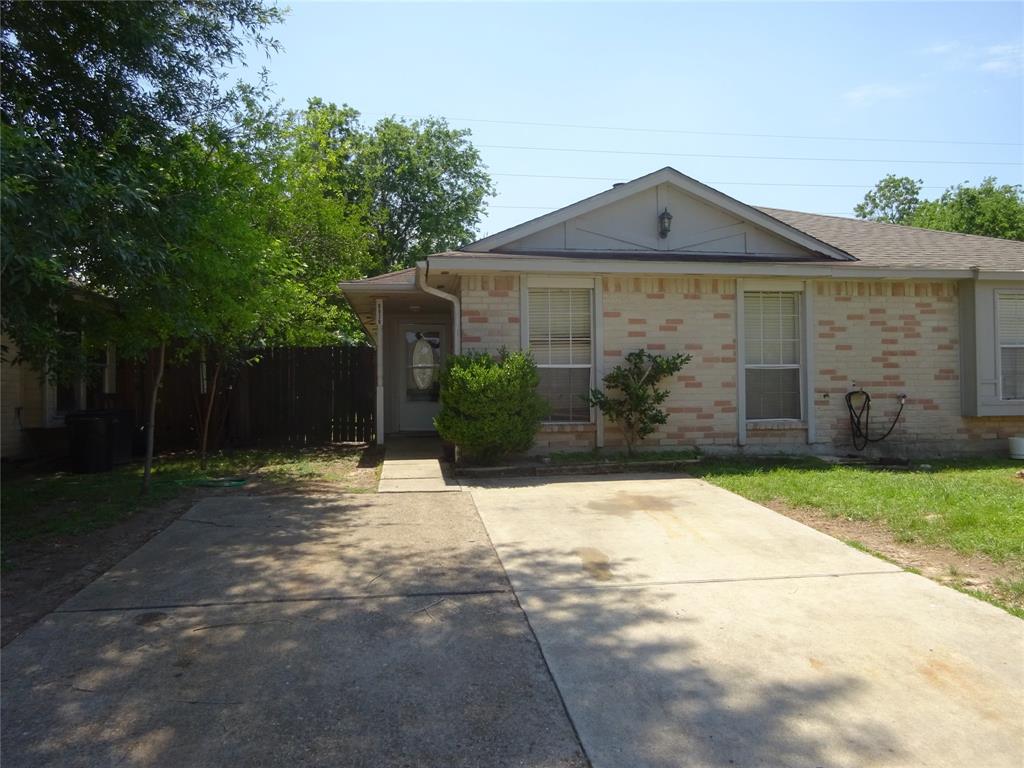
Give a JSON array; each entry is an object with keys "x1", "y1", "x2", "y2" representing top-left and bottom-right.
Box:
[{"x1": 1, "y1": 493, "x2": 585, "y2": 768}]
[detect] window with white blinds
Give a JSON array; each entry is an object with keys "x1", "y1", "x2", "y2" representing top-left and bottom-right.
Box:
[
  {"x1": 528, "y1": 287, "x2": 593, "y2": 422},
  {"x1": 998, "y1": 292, "x2": 1024, "y2": 400},
  {"x1": 744, "y1": 291, "x2": 802, "y2": 420}
]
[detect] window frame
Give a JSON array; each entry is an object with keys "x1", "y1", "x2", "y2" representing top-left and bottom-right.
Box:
[
  {"x1": 742, "y1": 288, "x2": 805, "y2": 424},
  {"x1": 45, "y1": 343, "x2": 117, "y2": 425},
  {"x1": 522, "y1": 276, "x2": 597, "y2": 425},
  {"x1": 995, "y1": 289, "x2": 1024, "y2": 402}
]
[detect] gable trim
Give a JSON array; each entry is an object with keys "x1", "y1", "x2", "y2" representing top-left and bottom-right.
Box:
[{"x1": 466, "y1": 167, "x2": 856, "y2": 261}]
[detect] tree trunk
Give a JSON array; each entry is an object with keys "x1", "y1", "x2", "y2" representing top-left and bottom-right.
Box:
[
  {"x1": 199, "y1": 361, "x2": 221, "y2": 471},
  {"x1": 142, "y1": 342, "x2": 166, "y2": 495}
]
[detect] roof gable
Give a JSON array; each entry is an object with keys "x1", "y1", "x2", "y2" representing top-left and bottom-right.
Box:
[{"x1": 466, "y1": 167, "x2": 855, "y2": 261}]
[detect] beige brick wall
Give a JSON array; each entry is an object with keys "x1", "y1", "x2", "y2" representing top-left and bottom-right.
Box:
[
  {"x1": 1, "y1": 334, "x2": 48, "y2": 459},
  {"x1": 1, "y1": 348, "x2": 25, "y2": 458},
  {"x1": 811, "y1": 279, "x2": 1022, "y2": 457},
  {"x1": 460, "y1": 274, "x2": 522, "y2": 354},
  {"x1": 602, "y1": 276, "x2": 738, "y2": 450},
  {"x1": 457, "y1": 273, "x2": 1023, "y2": 457},
  {"x1": 530, "y1": 424, "x2": 597, "y2": 454}
]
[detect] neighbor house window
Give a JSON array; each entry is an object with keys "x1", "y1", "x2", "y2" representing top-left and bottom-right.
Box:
[
  {"x1": 744, "y1": 291, "x2": 802, "y2": 420},
  {"x1": 998, "y1": 292, "x2": 1024, "y2": 400},
  {"x1": 528, "y1": 287, "x2": 593, "y2": 422},
  {"x1": 46, "y1": 343, "x2": 117, "y2": 423}
]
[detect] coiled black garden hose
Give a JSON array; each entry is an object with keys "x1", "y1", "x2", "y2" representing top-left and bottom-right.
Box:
[{"x1": 845, "y1": 389, "x2": 906, "y2": 451}]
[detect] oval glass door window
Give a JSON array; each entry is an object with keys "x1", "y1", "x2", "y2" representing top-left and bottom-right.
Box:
[{"x1": 411, "y1": 337, "x2": 436, "y2": 390}]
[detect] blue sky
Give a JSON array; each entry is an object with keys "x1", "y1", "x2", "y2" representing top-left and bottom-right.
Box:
[{"x1": 239, "y1": 2, "x2": 1023, "y2": 237}]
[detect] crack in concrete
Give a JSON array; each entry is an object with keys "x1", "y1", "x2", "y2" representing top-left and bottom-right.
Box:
[
  {"x1": 53, "y1": 587, "x2": 513, "y2": 614},
  {"x1": 181, "y1": 518, "x2": 241, "y2": 529},
  {"x1": 516, "y1": 568, "x2": 905, "y2": 594},
  {"x1": 190, "y1": 619, "x2": 294, "y2": 632},
  {"x1": 51, "y1": 571, "x2": 902, "y2": 616}
]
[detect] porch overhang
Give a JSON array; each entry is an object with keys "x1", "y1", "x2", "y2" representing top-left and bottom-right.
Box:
[
  {"x1": 339, "y1": 266, "x2": 460, "y2": 445},
  {"x1": 340, "y1": 267, "x2": 457, "y2": 339}
]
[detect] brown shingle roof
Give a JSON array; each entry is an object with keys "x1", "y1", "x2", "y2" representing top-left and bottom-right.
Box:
[
  {"x1": 757, "y1": 208, "x2": 1024, "y2": 272},
  {"x1": 340, "y1": 267, "x2": 417, "y2": 288}
]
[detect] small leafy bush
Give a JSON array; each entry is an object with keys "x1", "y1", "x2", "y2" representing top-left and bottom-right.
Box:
[
  {"x1": 435, "y1": 350, "x2": 548, "y2": 464},
  {"x1": 586, "y1": 349, "x2": 691, "y2": 455}
]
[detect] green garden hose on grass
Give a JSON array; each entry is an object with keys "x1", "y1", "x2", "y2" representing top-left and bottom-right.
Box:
[{"x1": 176, "y1": 477, "x2": 249, "y2": 488}]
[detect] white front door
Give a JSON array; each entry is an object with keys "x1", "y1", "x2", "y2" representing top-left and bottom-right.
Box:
[{"x1": 398, "y1": 323, "x2": 446, "y2": 432}]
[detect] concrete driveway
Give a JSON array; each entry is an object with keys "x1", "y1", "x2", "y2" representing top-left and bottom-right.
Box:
[
  {"x1": 1, "y1": 493, "x2": 586, "y2": 767},
  {"x1": 467, "y1": 474, "x2": 1024, "y2": 768}
]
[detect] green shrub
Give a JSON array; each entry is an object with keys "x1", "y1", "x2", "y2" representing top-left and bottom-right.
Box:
[
  {"x1": 435, "y1": 350, "x2": 548, "y2": 464},
  {"x1": 586, "y1": 349, "x2": 691, "y2": 455}
]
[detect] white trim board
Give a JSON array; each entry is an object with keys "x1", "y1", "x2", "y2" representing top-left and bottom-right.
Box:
[{"x1": 428, "y1": 254, "x2": 1023, "y2": 282}]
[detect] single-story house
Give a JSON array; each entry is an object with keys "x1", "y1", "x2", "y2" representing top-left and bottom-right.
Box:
[
  {"x1": 1, "y1": 335, "x2": 121, "y2": 459},
  {"x1": 340, "y1": 167, "x2": 1024, "y2": 457}
]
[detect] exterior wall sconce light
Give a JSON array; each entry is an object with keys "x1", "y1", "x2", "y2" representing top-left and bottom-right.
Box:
[{"x1": 658, "y1": 207, "x2": 673, "y2": 239}]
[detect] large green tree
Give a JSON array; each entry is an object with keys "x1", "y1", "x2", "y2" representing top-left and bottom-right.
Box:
[
  {"x1": 0, "y1": 0, "x2": 284, "y2": 373},
  {"x1": 855, "y1": 175, "x2": 1024, "y2": 240},
  {"x1": 853, "y1": 174, "x2": 923, "y2": 224},
  {"x1": 100, "y1": 119, "x2": 339, "y2": 487},
  {"x1": 910, "y1": 178, "x2": 1024, "y2": 241},
  {"x1": 262, "y1": 100, "x2": 495, "y2": 329},
  {"x1": 272, "y1": 100, "x2": 494, "y2": 275},
  {"x1": 352, "y1": 115, "x2": 495, "y2": 272},
  {"x1": 266, "y1": 98, "x2": 375, "y2": 341}
]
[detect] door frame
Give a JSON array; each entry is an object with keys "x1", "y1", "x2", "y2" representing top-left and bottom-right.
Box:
[{"x1": 384, "y1": 313, "x2": 450, "y2": 434}]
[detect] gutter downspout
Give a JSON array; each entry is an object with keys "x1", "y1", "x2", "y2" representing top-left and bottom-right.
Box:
[
  {"x1": 416, "y1": 260, "x2": 461, "y2": 354},
  {"x1": 416, "y1": 259, "x2": 462, "y2": 463}
]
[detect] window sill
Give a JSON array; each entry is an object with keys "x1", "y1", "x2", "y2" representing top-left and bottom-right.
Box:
[
  {"x1": 969, "y1": 402, "x2": 1024, "y2": 418},
  {"x1": 539, "y1": 422, "x2": 596, "y2": 432},
  {"x1": 746, "y1": 419, "x2": 806, "y2": 431}
]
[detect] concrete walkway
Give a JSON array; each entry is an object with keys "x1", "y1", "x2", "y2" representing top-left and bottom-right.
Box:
[
  {"x1": 377, "y1": 436, "x2": 461, "y2": 493},
  {"x1": 0, "y1": 492, "x2": 585, "y2": 768},
  {"x1": 467, "y1": 474, "x2": 1024, "y2": 768}
]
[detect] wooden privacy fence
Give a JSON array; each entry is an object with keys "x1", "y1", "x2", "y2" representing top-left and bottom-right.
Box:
[
  {"x1": 232, "y1": 346, "x2": 376, "y2": 446},
  {"x1": 144, "y1": 345, "x2": 376, "y2": 452}
]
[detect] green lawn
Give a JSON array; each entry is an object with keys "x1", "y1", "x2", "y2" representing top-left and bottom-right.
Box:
[
  {"x1": 2, "y1": 445, "x2": 380, "y2": 547},
  {"x1": 690, "y1": 457, "x2": 1024, "y2": 563}
]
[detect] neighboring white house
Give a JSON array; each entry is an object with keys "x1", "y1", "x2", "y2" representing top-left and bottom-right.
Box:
[{"x1": 340, "y1": 167, "x2": 1024, "y2": 457}]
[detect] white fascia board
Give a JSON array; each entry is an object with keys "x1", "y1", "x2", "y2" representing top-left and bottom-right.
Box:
[
  {"x1": 464, "y1": 167, "x2": 855, "y2": 262},
  {"x1": 430, "y1": 257, "x2": 1015, "y2": 284},
  {"x1": 975, "y1": 271, "x2": 1024, "y2": 282},
  {"x1": 429, "y1": 255, "x2": 1021, "y2": 282}
]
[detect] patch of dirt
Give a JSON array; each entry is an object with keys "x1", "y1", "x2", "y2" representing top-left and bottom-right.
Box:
[
  {"x1": 241, "y1": 446, "x2": 383, "y2": 494},
  {"x1": 1, "y1": 491, "x2": 198, "y2": 646},
  {"x1": 764, "y1": 500, "x2": 1024, "y2": 615}
]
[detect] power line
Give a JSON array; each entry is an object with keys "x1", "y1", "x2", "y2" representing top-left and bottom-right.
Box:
[
  {"x1": 490, "y1": 172, "x2": 951, "y2": 190},
  {"x1": 479, "y1": 143, "x2": 1024, "y2": 166},
  {"x1": 365, "y1": 112, "x2": 1022, "y2": 148},
  {"x1": 489, "y1": 203, "x2": 856, "y2": 216}
]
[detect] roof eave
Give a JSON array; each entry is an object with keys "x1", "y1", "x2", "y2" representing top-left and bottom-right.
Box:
[{"x1": 427, "y1": 252, "x2": 1023, "y2": 281}]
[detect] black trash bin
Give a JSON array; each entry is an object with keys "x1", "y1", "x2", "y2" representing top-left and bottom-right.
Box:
[
  {"x1": 104, "y1": 409, "x2": 135, "y2": 465},
  {"x1": 65, "y1": 409, "x2": 136, "y2": 473},
  {"x1": 65, "y1": 412, "x2": 112, "y2": 473}
]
